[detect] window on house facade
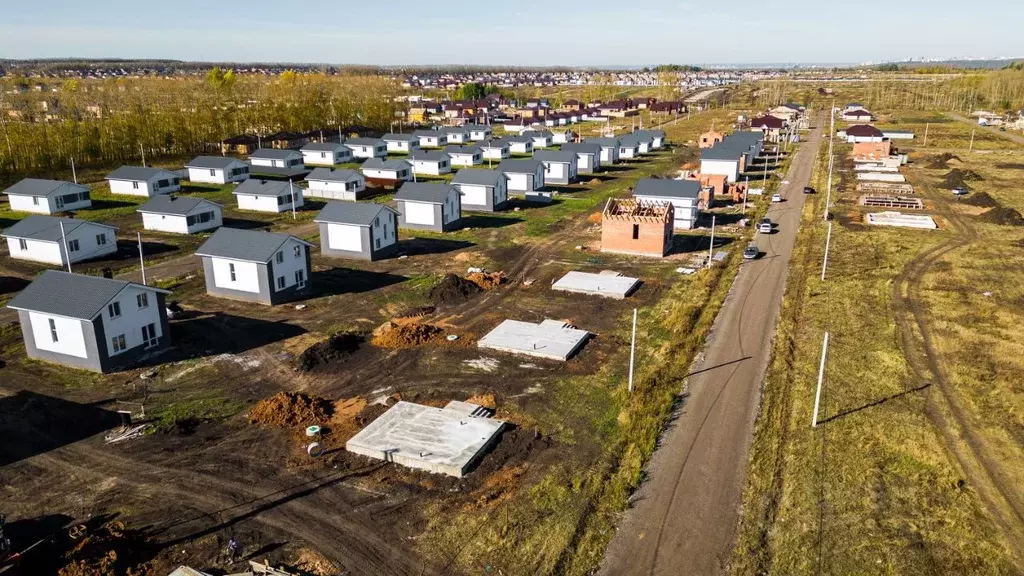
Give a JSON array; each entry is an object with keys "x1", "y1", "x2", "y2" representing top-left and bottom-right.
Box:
[
  {"x1": 137, "y1": 292, "x2": 149, "y2": 308},
  {"x1": 209, "y1": 169, "x2": 216, "y2": 176},
  {"x1": 142, "y1": 323, "x2": 158, "y2": 348},
  {"x1": 67, "y1": 239, "x2": 80, "y2": 252},
  {"x1": 277, "y1": 195, "x2": 287, "y2": 206},
  {"x1": 96, "y1": 233, "x2": 107, "y2": 245},
  {"x1": 48, "y1": 318, "x2": 58, "y2": 342},
  {"x1": 229, "y1": 262, "x2": 236, "y2": 281},
  {"x1": 632, "y1": 224, "x2": 640, "y2": 240},
  {"x1": 112, "y1": 334, "x2": 127, "y2": 353},
  {"x1": 18, "y1": 239, "x2": 27, "y2": 250},
  {"x1": 32, "y1": 196, "x2": 40, "y2": 205},
  {"x1": 275, "y1": 251, "x2": 284, "y2": 264},
  {"x1": 56, "y1": 196, "x2": 64, "y2": 209},
  {"x1": 375, "y1": 237, "x2": 381, "y2": 249},
  {"x1": 158, "y1": 179, "x2": 169, "y2": 188},
  {"x1": 108, "y1": 301, "x2": 121, "y2": 318},
  {"x1": 293, "y1": 245, "x2": 301, "y2": 258},
  {"x1": 132, "y1": 181, "x2": 139, "y2": 189},
  {"x1": 277, "y1": 276, "x2": 286, "y2": 290}
]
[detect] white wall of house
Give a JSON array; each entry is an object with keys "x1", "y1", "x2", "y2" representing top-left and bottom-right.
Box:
[
  {"x1": 404, "y1": 201, "x2": 435, "y2": 225},
  {"x1": 700, "y1": 159, "x2": 740, "y2": 183},
  {"x1": 109, "y1": 178, "x2": 173, "y2": 197},
  {"x1": 446, "y1": 132, "x2": 468, "y2": 144},
  {"x1": 531, "y1": 136, "x2": 552, "y2": 148},
  {"x1": 306, "y1": 178, "x2": 366, "y2": 200},
  {"x1": 327, "y1": 223, "x2": 364, "y2": 252},
  {"x1": 236, "y1": 192, "x2": 303, "y2": 213},
  {"x1": 482, "y1": 147, "x2": 509, "y2": 160},
  {"x1": 544, "y1": 162, "x2": 567, "y2": 180},
  {"x1": 270, "y1": 238, "x2": 309, "y2": 291},
  {"x1": 7, "y1": 223, "x2": 116, "y2": 265},
  {"x1": 460, "y1": 184, "x2": 490, "y2": 207},
  {"x1": 552, "y1": 132, "x2": 573, "y2": 144},
  {"x1": 29, "y1": 311, "x2": 88, "y2": 358},
  {"x1": 469, "y1": 129, "x2": 491, "y2": 140},
  {"x1": 442, "y1": 192, "x2": 460, "y2": 224},
  {"x1": 449, "y1": 153, "x2": 481, "y2": 167},
  {"x1": 142, "y1": 205, "x2": 221, "y2": 234},
  {"x1": 349, "y1": 145, "x2": 386, "y2": 159},
  {"x1": 598, "y1": 146, "x2": 619, "y2": 164},
  {"x1": 372, "y1": 211, "x2": 397, "y2": 249},
  {"x1": 509, "y1": 141, "x2": 532, "y2": 154},
  {"x1": 187, "y1": 165, "x2": 248, "y2": 184},
  {"x1": 619, "y1": 146, "x2": 638, "y2": 159},
  {"x1": 303, "y1": 150, "x2": 345, "y2": 166},
  {"x1": 362, "y1": 168, "x2": 409, "y2": 180},
  {"x1": 506, "y1": 172, "x2": 531, "y2": 191},
  {"x1": 6, "y1": 238, "x2": 62, "y2": 264},
  {"x1": 100, "y1": 284, "x2": 165, "y2": 356},
  {"x1": 8, "y1": 194, "x2": 52, "y2": 214},
  {"x1": 386, "y1": 140, "x2": 419, "y2": 153},
  {"x1": 411, "y1": 159, "x2": 450, "y2": 176},
  {"x1": 418, "y1": 135, "x2": 447, "y2": 147},
  {"x1": 212, "y1": 258, "x2": 261, "y2": 293},
  {"x1": 634, "y1": 195, "x2": 697, "y2": 230},
  {"x1": 251, "y1": 157, "x2": 302, "y2": 169}
]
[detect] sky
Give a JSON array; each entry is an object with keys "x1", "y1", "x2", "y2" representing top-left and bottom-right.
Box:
[{"x1": 1, "y1": 0, "x2": 1022, "y2": 66}]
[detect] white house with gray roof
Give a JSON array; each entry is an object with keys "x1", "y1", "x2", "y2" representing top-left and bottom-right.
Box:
[
  {"x1": 346, "y1": 138, "x2": 387, "y2": 159},
  {"x1": 7, "y1": 270, "x2": 171, "y2": 373},
  {"x1": 413, "y1": 130, "x2": 447, "y2": 148},
  {"x1": 301, "y1": 142, "x2": 352, "y2": 166},
  {"x1": 497, "y1": 159, "x2": 545, "y2": 192},
  {"x1": 361, "y1": 158, "x2": 412, "y2": 182},
  {"x1": 232, "y1": 179, "x2": 304, "y2": 213},
  {"x1": 620, "y1": 133, "x2": 651, "y2": 156},
  {"x1": 383, "y1": 134, "x2": 421, "y2": 154},
  {"x1": 394, "y1": 182, "x2": 462, "y2": 232},
  {"x1": 585, "y1": 137, "x2": 621, "y2": 164},
  {"x1": 249, "y1": 148, "x2": 304, "y2": 170},
  {"x1": 444, "y1": 145, "x2": 483, "y2": 167},
  {"x1": 409, "y1": 151, "x2": 451, "y2": 176},
  {"x1": 551, "y1": 128, "x2": 577, "y2": 145},
  {"x1": 105, "y1": 166, "x2": 181, "y2": 197},
  {"x1": 305, "y1": 167, "x2": 366, "y2": 200},
  {"x1": 480, "y1": 139, "x2": 511, "y2": 160},
  {"x1": 185, "y1": 156, "x2": 250, "y2": 185},
  {"x1": 637, "y1": 129, "x2": 666, "y2": 149},
  {"x1": 4, "y1": 178, "x2": 92, "y2": 214},
  {"x1": 466, "y1": 125, "x2": 493, "y2": 141},
  {"x1": 3, "y1": 215, "x2": 117, "y2": 266},
  {"x1": 560, "y1": 142, "x2": 602, "y2": 173},
  {"x1": 195, "y1": 227, "x2": 313, "y2": 305},
  {"x1": 442, "y1": 126, "x2": 470, "y2": 144},
  {"x1": 522, "y1": 129, "x2": 554, "y2": 149},
  {"x1": 632, "y1": 178, "x2": 701, "y2": 230},
  {"x1": 534, "y1": 150, "x2": 578, "y2": 185},
  {"x1": 137, "y1": 195, "x2": 222, "y2": 234},
  {"x1": 452, "y1": 169, "x2": 508, "y2": 212},
  {"x1": 507, "y1": 135, "x2": 534, "y2": 155},
  {"x1": 315, "y1": 202, "x2": 399, "y2": 260}
]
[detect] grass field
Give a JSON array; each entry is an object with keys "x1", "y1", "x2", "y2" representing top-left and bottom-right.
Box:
[{"x1": 732, "y1": 111, "x2": 1024, "y2": 575}]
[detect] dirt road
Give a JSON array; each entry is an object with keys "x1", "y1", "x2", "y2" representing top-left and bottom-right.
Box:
[
  {"x1": 947, "y1": 113, "x2": 1024, "y2": 146},
  {"x1": 600, "y1": 114, "x2": 825, "y2": 576}
]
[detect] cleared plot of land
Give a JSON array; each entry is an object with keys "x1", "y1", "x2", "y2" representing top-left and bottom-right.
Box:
[{"x1": 732, "y1": 112, "x2": 1024, "y2": 575}]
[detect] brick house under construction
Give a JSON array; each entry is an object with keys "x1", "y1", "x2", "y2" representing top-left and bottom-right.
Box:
[{"x1": 600, "y1": 198, "x2": 674, "y2": 257}]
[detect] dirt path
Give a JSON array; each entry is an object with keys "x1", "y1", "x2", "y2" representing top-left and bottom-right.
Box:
[
  {"x1": 947, "y1": 113, "x2": 1024, "y2": 146},
  {"x1": 599, "y1": 114, "x2": 825, "y2": 576},
  {"x1": 889, "y1": 176, "x2": 1024, "y2": 562}
]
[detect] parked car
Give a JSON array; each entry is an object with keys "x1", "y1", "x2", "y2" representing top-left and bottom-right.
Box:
[
  {"x1": 803, "y1": 186, "x2": 815, "y2": 194},
  {"x1": 743, "y1": 244, "x2": 759, "y2": 259},
  {"x1": 758, "y1": 218, "x2": 773, "y2": 234},
  {"x1": 771, "y1": 193, "x2": 783, "y2": 203}
]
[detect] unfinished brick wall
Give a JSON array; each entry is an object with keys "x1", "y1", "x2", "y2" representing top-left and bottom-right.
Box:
[
  {"x1": 699, "y1": 130, "x2": 724, "y2": 148},
  {"x1": 852, "y1": 140, "x2": 892, "y2": 159},
  {"x1": 601, "y1": 199, "x2": 674, "y2": 257}
]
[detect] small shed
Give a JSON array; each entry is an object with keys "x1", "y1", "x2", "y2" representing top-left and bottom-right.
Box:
[
  {"x1": 442, "y1": 126, "x2": 470, "y2": 144},
  {"x1": 585, "y1": 137, "x2": 621, "y2": 164},
  {"x1": 305, "y1": 167, "x2": 367, "y2": 200},
  {"x1": 522, "y1": 129, "x2": 554, "y2": 149},
  {"x1": 413, "y1": 130, "x2": 448, "y2": 148},
  {"x1": 452, "y1": 168, "x2": 508, "y2": 212},
  {"x1": 444, "y1": 145, "x2": 483, "y2": 167},
  {"x1": 232, "y1": 179, "x2": 304, "y2": 213},
  {"x1": 497, "y1": 159, "x2": 545, "y2": 192},
  {"x1": 534, "y1": 150, "x2": 578, "y2": 186},
  {"x1": 465, "y1": 124, "x2": 493, "y2": 141},
  {"x1": 560, "y1": 142, "x2": 602, "y2": 173},
  {"x1": 394, "y1": 182, "x2": 462, "y2": 232},
  {"x1": 480, "y1": 138, "x2": 511, "y2": 160},
  {"x1": 301, "y1": 142, "x2": 352, "y2": 166},
  {"x1": 346, "y1": 138, "x2": 387, "y2": 159},
  {"x1": 137, "y1": 195, "x2": 222, "y2": 234},
  {"x1": 185, "y1": 156, "x2": 250, "y2": 185},
  {"x1": 383, "y1": 133, "x2": 421, "y2": 154},
  {"x1": 195, "y1": 227, "x2": 313, "y2": 305},
  {"x1": 249, "y1": 148, "x2": 304, "y2": 170},
  {"x1": 361, "y1": 158, "x2": 413, "y2": 184},
  {"x1": 2, "y1": 215, "x2": 117, "y2": 266},
  {"x1": 106, "y1": 166, "x2": 181, "y2": 197},
  {"x1": 409, "y1": 151, "x2": 452, "y2": 176},
  {"x1": 315, "y1": 201, "x2": 399, "y2": 260},
  {"x1": 3, "y1": 178, "x2": 92, "y2": 214},
  {"x1": 507, "y1": 135, "x2": 534, "y2": 155}
]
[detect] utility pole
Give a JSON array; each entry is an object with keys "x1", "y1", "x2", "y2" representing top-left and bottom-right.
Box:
[
  {"x1": 411, "y1": 154, "x2": 417, "y2": 182},
  {"x1": 820, "y1": 221, "x2": 832, "y2": 282},
  {"x1": 627, "y1": 308, "x2": 637, "y2": 393},
  {"x1": 707, "y1": 214, "x2": 716, "y2": 268},
  {"x1": 137, "y1": 232, "x2": 147, "y2": 285},
  {"x1": 812, "y1": 332, "x2": 830, "y2": 428},
  {"x1": 71, "y1": 158, "x2": 77, "y2": 184},
  {"x1": 59, "y1": 220, "x2": 72, "y2": 273},
  {"x1": 289, "y1": 180, "x2": 297, "y2": 220},
  {"x1": 923, "y1": 122, "x2": 929, "y2": 147},
  {"x1": 140, "y1": 143, "x2": 146, "y2": 166},
  {"x1": 824, "y1": 153, "x2": 834, "y2": 221},
  {"x1": 969, "y1": 128, "x2": 975, "y2": 153}
]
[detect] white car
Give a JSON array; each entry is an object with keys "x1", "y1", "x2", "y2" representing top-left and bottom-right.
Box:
[{"x1": 771, "y1": 193, "x2": 783, "y2": 203}]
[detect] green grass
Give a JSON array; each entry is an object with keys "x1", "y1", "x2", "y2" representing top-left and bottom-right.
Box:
[{"x1": 150, "y1": 392, "x2": 243, "y2": 432}]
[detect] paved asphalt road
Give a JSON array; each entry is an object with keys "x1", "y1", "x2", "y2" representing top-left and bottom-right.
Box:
[
  {"x1": 947, "y1": 113, "x2": 1024, "y2": 146},
  {"x1": 600, "y1": 113, "x2": 826, "y2": 576}
]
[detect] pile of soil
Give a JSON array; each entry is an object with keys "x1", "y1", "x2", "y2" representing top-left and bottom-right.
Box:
[
  {"x1": 588, "y1": 178, "x2": 602, "y2": 185},
  {"x1": 394, "y1": 305, "x2": 436, "y2": 318},
  {"x1": 296, "y1": 333, "x2": 363, "y2": 371},
  {"x1": 466, "y1": 393, "x2": 497, "y2": 409},
  {"x1": 371, "y1": 320, "x2": 445, "y2": 348},
  {"x1": 963, "y1": 191, "x2": 999, "y2": 208},
  {"x1": 978, "y1": 206, "x2": 1024, "y2": 226},
  {"x1": 941, "y1": 168, "x2": 984, "y2": 190},
  {"x1": 467, "y1": 271, "x2": 507, "y2": 290},
  {"x1": 249, "y1": 392, "x2": 333, "y2": 428},
  {"x1": 926, "y1": 153, "x2": 961, "y2": 168},
  {"x1": 996, "y1": 163, "x2": 1024, "y2": 170},
  {"x1": 59, "y1": 521, "x2": 155, "y2": 576},
  {"x1": 430, "y1": 273, "x2": 482, "y2": 306},
  {"x1": 587, "y1": 212, "x2": 603, "y2": 224}
]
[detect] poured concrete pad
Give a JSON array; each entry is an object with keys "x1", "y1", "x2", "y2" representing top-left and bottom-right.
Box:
[
  {"x1": 866, "y1": 211, "x2": 937, "y2": 229},
  {"x1": 552, "y1": 270, "x2": 640, "y2": 299},
  {"x1": 477, "y1": 319, "x2": 591, "y2": 361},
  {"x1": 346, "y1": 401, "x2": 504, "y2": 477}
]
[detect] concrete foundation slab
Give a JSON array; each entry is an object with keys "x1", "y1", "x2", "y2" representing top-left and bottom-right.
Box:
[
  {"x1": 866, "y1": 211, "x2": 937, "y2": 229},
  {"x1": 345, "y1": 401, "x2": 505, "y2": 477},
  {"x1": 478, "y1": 319, "x2": 591, "y2": 361},
  {"x1": 552, "y1": 270, "x2": 640, "y2": 299}
]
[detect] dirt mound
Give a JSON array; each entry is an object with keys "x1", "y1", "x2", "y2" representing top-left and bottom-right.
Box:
[
  {"x1": 925, "y1": 153, "x2": 960, "y2": 168},
  {"x1": 249, "y1": 392, "x2": 333, "y2": 428},
  {"x1": 589, "y1": 178, "x2": 602, "y2": 185},
  {"x1": 978, "y1": 206, "x2": 1024, "y2": 226},
  {"x1": 467, "y1": 271, "x2": 507, "y2": 290},
  {"x1": 941, "y1": 169, "x2": 984, "y2": 190},
  {"x1": 394, "y1": 305, "x2": 436, "y2": 318},
  {"x1": 587, "y1": 212, "x2": 603, "y2": 224},
  {"x1": 59, "y1": 520, "x2": 155, "y2": 576},
  {"x1": 356, "y1": 403, "x2": 388, "y2": 426},
  {"x1": 296, "y1": 333, "x2": 363, "y2": 371},
  {"x1": 963, "y1": 191, "x2": 999, "y2": 208},
  {"x1": 466, "y1": 393, "x2": 497, "y2": 409},
  {"x1": 292, "y1": 547, "x2": 340, "y2": 576},
  {"x1": 371, "y1": 320, "x2": 445, "y2": 348},
  {"x1": 430, "y1": 273, "x2": 482, "y2": 306},
  {"x1": 996, "y1": 162, "x2": 1024, "y2": 170}
]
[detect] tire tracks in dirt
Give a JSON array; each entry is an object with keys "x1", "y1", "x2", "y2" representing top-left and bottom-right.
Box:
[{"x1": 890, "y1": 181, "x2": 1024, "y2": 563}]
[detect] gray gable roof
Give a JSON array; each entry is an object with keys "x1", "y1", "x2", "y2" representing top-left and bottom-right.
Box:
[
  {"x1": 481, "y1": 138, "x2": 510, "y2": 148},
  {"x1": 195, "y1": 227, "x2": 310, "y2": 263},
  {"x1": 620, "y1": 133, "x2": 651, "y2": 146},
  {"x1": 413, "y1": 130, "x2": 444, "y2": 138},
  {"x1": 362, "y1": 158, "x2": 410, "y2": 171},
  {"x1": 250, "y1": 148, "x2": 301, "y2": 160},
  {"x1": 2, "y1": 215, "x2": 115, "y2": 242},
  {"x1": 383, "y1": 133, "x2": 418, "y2": 142},
  {"x1": 585, "y1": 137, "x2": 621, "y2": 147},
  {"x1": 560, "y1": 142, "x2": 601, "y2": 155},
  {"x1": 701, "y1": 146, "x2": 743, "y2": 161},
  {"x1": 8, "y1": 269, "x2": 168, "y2": 320},
  {"x1": 534, "y1": 150, "x2": 576, "y2": 164},
  {"x1": 452, "y1": 168, "x2": 504, "y2": 187},
  {"x1": 394, "y1": 182, "x2": 455, "y2": 204},
  {"x1": 497, "y1": 159, "x2": 543, "y2": 174},
  {"x1": 508, "y1": 135, "x2": 534, "y2": 144},
  {"x1": 137, "y1": 195, "x2": 221, "y2": 216},
  {"x1": 306, "y1": 167, "x2": 362, "y2": 183},
  {"x1": 637, "y1": 129, "x2": 666, "y2": 139},
  {"x1": 410, "y1": 150, "x2": 449, "y2": 162},
  {"x1": 441, "y1": 126, "x2": 469, "y2": 134},
  {"x1": 444, "y1": 145, "x2": 482, "y2": 155},
  {"x1": 523, "y1": 129, "x2": 554, "y2": 138},
  {"x1": 302, "y1": 142, "x2": 347, "y2": 152},
  {"x1": 633, "y1": 178, "x2": 701, "y2": 199},
  {"x1": 106, "y1": 166, "x2": 177, "y2": 182},
  {"x1": 187, "y1": 156, "x2": 245, "y2": 169},
  {"x1": 346, "y1": 137, "x2": 384, "y2": 147},
  {"x1": 4, "y1": 178, "x2": 87, "y2": 198},
  {"x1": 464, "y1": 124, "x2": 490, "y2": 132},
  {"x1": 314, "y1": 202, "x2": 396, "y2": 226},
  {"x1": 233, "y1": 179, "x2": 295, "y2": 196}
]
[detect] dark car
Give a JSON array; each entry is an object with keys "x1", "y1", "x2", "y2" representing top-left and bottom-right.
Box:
[
  {"x1": 743, "y1": 244, "x2": 759, "y2": 259},
  {"x1": 803, "y1": 186, "x2": 815, "y2": 194}
]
